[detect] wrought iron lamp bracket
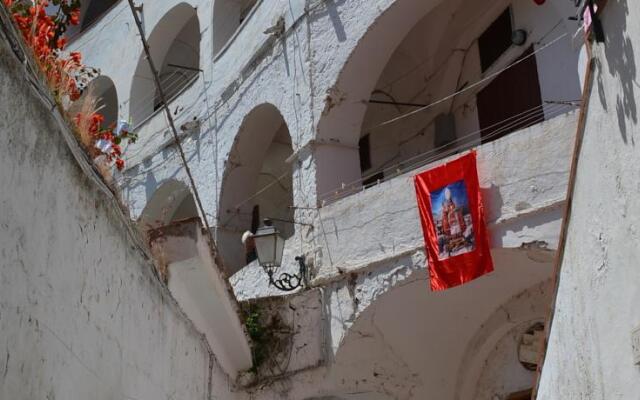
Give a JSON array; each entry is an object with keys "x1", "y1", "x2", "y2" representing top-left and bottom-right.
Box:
[{"x1": 264, "y1": 256, "x2": 307, "y2": 292}]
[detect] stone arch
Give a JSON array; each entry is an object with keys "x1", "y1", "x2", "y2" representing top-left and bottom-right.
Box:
[
  {"x1": 453, "y1": 279, "x2": 553, "y2": 400},
  {"x1": 212, "y1": 0, "x2": 259, "y2": 56},
  {"x1": 217, "y1": 103, "x2": 294, "y2": 274},
  {"x1": 138, "y1": 180, "x2": 199, "y2": 230},
  {"x1": 129, "y1": 3, "x2": 200, "y2": 126},
  {"x1": 328, "y1": 248, "x2": 555, "y2": 399},
  {"x1": 314, "y1": 0, "x2": 580, "y2": 202},
  {"x1": 314, "y1": 0, "x2": 447, "y2": 201},
  {"x1": 69, "y1": 75, "x2": 119, "y2": 129}
]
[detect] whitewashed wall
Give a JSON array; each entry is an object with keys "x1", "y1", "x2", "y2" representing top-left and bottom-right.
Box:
[
  {"x1": 537, "y1": 1, "x2": 640, "y2": 398},
  {"x1": 0, "y1": 32, "x2": 215, "y2": 400}
]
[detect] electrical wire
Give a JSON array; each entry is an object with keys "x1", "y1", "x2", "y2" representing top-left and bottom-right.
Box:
[
  {"x1": 126, "y1": 0, "x2": 218, "y2": 256},
  {"x1": 216, "y1": 101, "x2": 577, "y2": 228},
  {"x1": 365, "y1": 32, "x2": 569, "y2": 133},
  {"x1": 114, "y1": 17, "x2": 575, "y2": 230},
  {"x1": 317, "y1": 102, "x2": 577, "y2": 203}
]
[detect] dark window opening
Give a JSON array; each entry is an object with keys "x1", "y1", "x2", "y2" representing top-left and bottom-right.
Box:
[
  {"x1": 81, "y1": 0, "x2": 119, "y2": 31},
  {"x1": 434, "y1": 113, "x2": 457, "y2": 150},
  {"x1": 478, "y1": 7, "x2": 513, "y2": 72},
  {"x1": 477, "y1": 45, "x2": 543, "y2": 144},
  {"x1": 250, "y1": 205, "x2": 261, "y2": 234},
  {"x1": 363, "y1": 172, "x2": 384, "y2": 188},
  {"x1": 359, "y1": 134, "x2": 372, "y2": 172}
]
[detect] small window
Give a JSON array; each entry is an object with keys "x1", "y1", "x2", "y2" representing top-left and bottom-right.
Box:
[
  {"x1": 359, "y1": 134, "x2": 372, "y2": 172},
  {"x1": 478, "y1": 7, "x2": 513, "y2": 72}
]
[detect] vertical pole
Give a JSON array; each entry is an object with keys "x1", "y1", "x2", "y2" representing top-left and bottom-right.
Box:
[{"x1": 126, "y1": 1, "x2": 224, "y2": 267}]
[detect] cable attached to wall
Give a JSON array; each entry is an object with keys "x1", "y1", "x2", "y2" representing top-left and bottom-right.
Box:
[{"x1": 126, "y1": 0, "x2": 225, "y2": 269}]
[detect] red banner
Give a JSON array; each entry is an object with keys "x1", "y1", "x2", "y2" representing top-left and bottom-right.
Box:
[{"x1": 414, "y1": 151, "x2": 493, "y2": 291}]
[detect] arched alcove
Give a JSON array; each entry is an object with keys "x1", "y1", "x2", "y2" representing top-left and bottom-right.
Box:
[
  {"x1": 217, "y1": 103, "x2": 294, "y2": 274},
  {"x1": 69, "y1": 75, "x2": 119, "y2": 129},
  {"x1": 212, "y1": 0, "x2": 258, "y2": 56},
  {"x1": 138, "y1": 180, "x2": 199, "y2": 230},
  {"x1": 129, "y1": 3, "x2": 200, "y2": 126},
  {"x1": 315, "y1": 0, "x2": 580, "y2": 202}
]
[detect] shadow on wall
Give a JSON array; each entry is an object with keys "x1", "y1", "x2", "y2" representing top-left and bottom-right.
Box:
[
  {"x1": 481, "y1": 184, "x2": 504, "y2": 224},
  {"x1": 325, "y1": 0, "x2": 347, "y2": 42},
  {"x1": 597, "y1": 0, "x2": 637, "y2": 144}
]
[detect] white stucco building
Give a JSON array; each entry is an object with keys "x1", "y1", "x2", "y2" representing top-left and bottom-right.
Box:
[{"x1": 3, "y1": 0, "x2": 637, "y2": 399}]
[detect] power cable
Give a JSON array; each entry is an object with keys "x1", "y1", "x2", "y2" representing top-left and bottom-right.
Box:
[
  {"x1": 318, "y1": 102, "x2": 576, "y2": 203},
  {"x1": 364, "y1": 32, "x2": 569, "y2": 133},
  {"x1": 218, "y1": 101, "x2": 575, "y2": 228},
  {"x1": 126, "y1": 0, "x2": 223, "y2": 266}
]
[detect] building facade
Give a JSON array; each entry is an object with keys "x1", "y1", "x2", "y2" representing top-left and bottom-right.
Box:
[{"x1": 2, "y1": 0, "x2": 635, "y2": 399}]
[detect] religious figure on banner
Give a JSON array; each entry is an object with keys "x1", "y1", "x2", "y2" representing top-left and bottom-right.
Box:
[
  {"x1": 414, "y1": 151, "x2": 493, "y2": 291},
  {"x1": 432, "y1": 181, "x2": 475, "y2": 260}
]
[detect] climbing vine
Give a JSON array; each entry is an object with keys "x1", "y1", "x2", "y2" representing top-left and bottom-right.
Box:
[
  {"x1": 244, "y1": 305, "x2": 269, "y2": 372},
  {"x1": 2, "y1": 0, "x2": 137, "y2": 171}
]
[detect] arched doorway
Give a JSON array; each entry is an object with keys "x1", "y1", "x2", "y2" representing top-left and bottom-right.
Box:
[
  {"x1": 129, "y1": 3, "x2": 200, "y2": 126},
  {"x1": 217, "y1": 103, "x2": 294, "y2": 274}
]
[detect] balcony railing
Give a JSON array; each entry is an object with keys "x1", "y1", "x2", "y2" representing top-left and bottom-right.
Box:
[{"x1": 312, "y1": 110, "x2": 578, "y2": 280}]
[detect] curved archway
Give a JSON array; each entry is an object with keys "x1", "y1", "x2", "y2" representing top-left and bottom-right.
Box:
[
  {"x1": 70, "y1": 75, "x2": 119, "y2": 129},
  {"x1": 329, "y1": 248, "x2": 554, "y2": 399},
  {"x1": 315, "y1": 0, "x2": 580, "y2": 201},
  {"x1": 217, "y1": 103, "x2": 294, "y2": 274},
  {"x1": 453, "y1": 279, "x2": 552, "y2": 400},
  {"x1": 138, "y1": 180, "x2": 199, "y2": 230},
  {"x1": 212, "y1": 0, "x2": 258, "y2": 56},
  {"x1": 129, "y1": 3, "x2": 200, "y2": 126}
]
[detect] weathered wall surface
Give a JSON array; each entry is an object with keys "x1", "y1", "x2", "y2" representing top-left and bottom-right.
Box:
[
  {"x1": 0, "y1": 31, "x2": 213, "y2": 400},
  {"x1": 537, "y1": 1, "x2": 640, "y2": 398}
]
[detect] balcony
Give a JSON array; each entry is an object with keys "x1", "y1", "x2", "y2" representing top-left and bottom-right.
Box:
[{"x1": 232, "y1": 110, "x2": 578, "y2": 298}]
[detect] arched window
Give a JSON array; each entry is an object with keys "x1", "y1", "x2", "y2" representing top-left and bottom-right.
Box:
[
  {"x1": 217, "y1": 104, "x2": 294, "y2": 274},
  {"x1": 69, "y1": 76, "x2": 119, "y2": 129},
  {"x1": 212, "y1": 0, "x2": 258, "y2": 56},
  {"x1": 129, "y1": 3, "x2": 200, "y2": 126}
]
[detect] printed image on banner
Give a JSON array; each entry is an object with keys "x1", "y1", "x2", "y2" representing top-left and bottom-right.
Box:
[{"x1": 431, "y1": 180, "x2": 475, "y2": 260}]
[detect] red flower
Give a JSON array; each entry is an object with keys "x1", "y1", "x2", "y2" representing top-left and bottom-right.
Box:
[
  {"x1": 70, "y1": 51, "x2": 82, "y2": 64},
  {"x1": 115, "y1": 159, "x2": 125, "y2": 171},
  {"x1": 69, "y1": 10, "x2": 80, "y2": 26}
]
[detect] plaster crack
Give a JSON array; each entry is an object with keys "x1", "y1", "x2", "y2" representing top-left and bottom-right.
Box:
[{"x1": 2, "y1": 347, "x2": 9, "y2": 381}]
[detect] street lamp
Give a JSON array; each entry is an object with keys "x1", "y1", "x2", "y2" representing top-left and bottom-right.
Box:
[{"x1": 253, "y1": 219, "x2": 307, "y2": 292}]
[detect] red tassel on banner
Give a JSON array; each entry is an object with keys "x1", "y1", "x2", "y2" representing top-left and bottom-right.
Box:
[{"x1": 414, "y1": 151, "x2": 494, "y2": 291}]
